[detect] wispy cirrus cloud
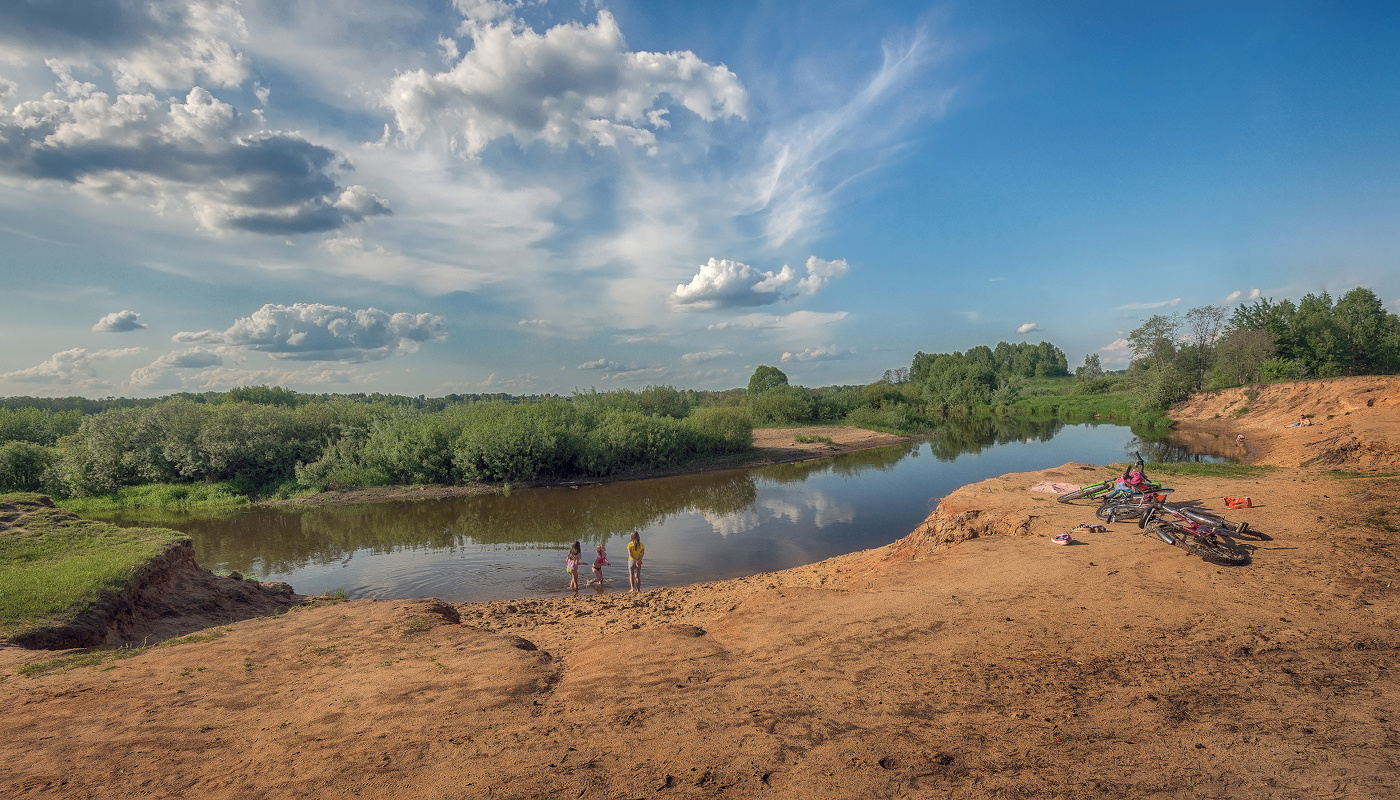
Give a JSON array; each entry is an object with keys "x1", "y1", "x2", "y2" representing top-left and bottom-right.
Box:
[
  {"x1": 747, "y1": 23, "x2": 951, "y2": 248},
  {"x1": 682, "y1": 349, "x2": 734, "y2": 364},
  {"x1": 1115, "y1": 298, "x2": 1182, "y2": 311},
  {"x1": 128, "y1": 346, "x2": 224, "y2": 388},
  {"x1": 707, "y1": 310, "x2": 848, "y2": 332}
]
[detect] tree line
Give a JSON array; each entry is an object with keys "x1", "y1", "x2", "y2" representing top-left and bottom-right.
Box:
[
  {"x1": 1124, "y1": 286, "x2": 1399, "y2": 409},
  {"x1": 0, "y1": 391, "x2": 754, "y2": 498}
]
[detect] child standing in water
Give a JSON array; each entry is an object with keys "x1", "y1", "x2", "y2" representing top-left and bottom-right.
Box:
[
  {"x1": 590, "y1": 544, "x2": 611, "y2": 586},
  {"x1": 566, "y1": 541, "x2": 582, "y2": 591},
  {"x1": 627, "y1": 530, "x2": 644, "y2": 593}
]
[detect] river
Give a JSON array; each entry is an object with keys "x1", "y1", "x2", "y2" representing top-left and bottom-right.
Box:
[{"x1": 116, "y1": 418, "x2": 1229, "y2": 602}]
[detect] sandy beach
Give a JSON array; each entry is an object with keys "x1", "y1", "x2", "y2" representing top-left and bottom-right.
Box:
[{"x1": 3, "y1": 379, "x2": 1398, "y2": 799}]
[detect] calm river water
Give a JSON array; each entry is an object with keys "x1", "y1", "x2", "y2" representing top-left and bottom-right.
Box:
[{"x1": 120, "y1": 419, "x2": 1229, "y2": 603}]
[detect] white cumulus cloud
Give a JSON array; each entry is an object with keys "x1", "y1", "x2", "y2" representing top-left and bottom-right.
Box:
[
  {"x1": 0, "y1": 66, "x2": 390, "y2": 235},
  {"x1": 1016, "y1": 322, "x2": 1039, "y2": 335},
  {"x1": 93, "y1": 310, "x2": 148, "y2": 332},
  {"x1": 172, "y1": 303, "x2": 446, "y2": 362},
  {"x1": 669, "y1": 255, "x2": 848, "y2": 311},
  {"x1": 780, "y1": 345, "x2": 852, "y2": 363},
  {"x1": 1, "y1": 347, "x2": 144, "y2": 387},
  {"x1": 386, "y1": 10, "x2": 747, "y2": 157}
]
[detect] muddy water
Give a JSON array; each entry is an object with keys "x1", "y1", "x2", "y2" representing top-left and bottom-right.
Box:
[{"x1": 123, "y1": 420, "x2": 1226, "y2": 602}]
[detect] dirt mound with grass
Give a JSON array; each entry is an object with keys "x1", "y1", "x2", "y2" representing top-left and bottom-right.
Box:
[
  {"x1": 1170, "y1": 374, "x2": 1400, "y2": 471},
  {"x1": 2, "y1": 409, "x2": 1398, "y2": 797},
  {"x1": 2, "y1": 495, "x2": 304, "y2": 650}
]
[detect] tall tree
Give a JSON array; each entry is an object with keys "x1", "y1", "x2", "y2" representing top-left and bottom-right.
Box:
[
  {"x1": 1127, "y1": 313, "x2": 1181, "y2": 372},
  {"x1": 1212, "y1": 328, "x2": 1275, "y2": 385},
  {"x1": 1183, "y1": 305, "x2": 1228, "y2": 390},
  {"x1": 747, "y1": 365, "x2": 789, "y2": 395}
]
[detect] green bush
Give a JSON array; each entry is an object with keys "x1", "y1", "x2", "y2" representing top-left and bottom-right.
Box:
[
  {"x1": 684, "y1": 407, "x2": 753, "y2": 452},
  {"x1": 845, "y1": 405, "x2": 910, "y2": 433},
  {"x1": 0, "y1": 442, "x2": 59, "y2": 492},
  {"x1": 749, "y1": 386, "x2": 814, "y2": 425}
]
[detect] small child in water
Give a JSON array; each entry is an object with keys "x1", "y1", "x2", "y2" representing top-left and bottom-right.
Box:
[
  {"x1": 590, "y1": 544, "x2": 611, "y2": 586},
  {"x1": 566, "y1": 541, "x2": 582, "y2": 591}
]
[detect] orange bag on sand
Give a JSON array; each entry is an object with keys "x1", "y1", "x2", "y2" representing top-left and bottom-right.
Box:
[{"x1": 1225, "y1": 496, "x2": 1252, "y2": 509}]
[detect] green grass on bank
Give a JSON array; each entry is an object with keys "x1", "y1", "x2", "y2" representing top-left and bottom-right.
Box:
[
  {"x1": 997, "y1": 377, "x2": 1172, "y2": 428},
  {"x1": 56, "y1": 482, "x2": 255, "y2": 516},
  {"x1": 1140, "y1": 462, "x2": 1277, "y2": 479},
  {"x1": 0, "y1": 493, "x2": 188, "y2": 642}
]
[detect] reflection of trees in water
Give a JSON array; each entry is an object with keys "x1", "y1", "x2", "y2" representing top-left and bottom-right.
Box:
[
  {"x1": 926, "y1": 416, "x2": 1068, "y2": 461},
  {"x1": 187, "y1": 470, "x2": 758, "y2": 573},
  {"x1": 1128, "y1": 433, "x2": 1234, "y2": 464},
  {"x1": 754, "y1": 443, "x2": 918, "y2": 484}
]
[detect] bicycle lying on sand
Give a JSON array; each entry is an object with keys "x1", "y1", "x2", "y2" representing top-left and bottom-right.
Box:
[
  {"x1": 1056, "y1": 451, "x2": 1172, "y2": 504},
  {"x1": 1097, "y1": 493, "x2": 1251, "y2": 535},
  {"x1": 1136, "y1": 500, "x2": 1250, "y2": 566}
]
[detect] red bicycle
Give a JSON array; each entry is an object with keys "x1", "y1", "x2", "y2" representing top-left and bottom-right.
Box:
[{"x1": 1137, "y1": 501, "x2": 1250, "y2": 566}]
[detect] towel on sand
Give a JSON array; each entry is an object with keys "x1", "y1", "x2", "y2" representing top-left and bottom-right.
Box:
[{"x1": 1027, "y1": 481, "x2": 1081, "y2": 494}]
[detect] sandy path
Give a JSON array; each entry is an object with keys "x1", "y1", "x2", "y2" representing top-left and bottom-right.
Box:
[{"x1": 3, "y1": 391, "x2": 1399, "y2": 798}]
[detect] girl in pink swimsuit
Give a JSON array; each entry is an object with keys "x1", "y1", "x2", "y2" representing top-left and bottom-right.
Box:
[{"x1": 590, "y1": 544, "x2": 611, "y2": 586}]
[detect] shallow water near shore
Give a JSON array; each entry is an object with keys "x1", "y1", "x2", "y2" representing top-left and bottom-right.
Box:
[{"x1": 111, "y1": 420, "x2": 1229, "y2": 602}]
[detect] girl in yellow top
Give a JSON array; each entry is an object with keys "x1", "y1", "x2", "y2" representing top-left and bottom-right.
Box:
[{"x1": 627, "y1": 530, "x2": 644, "y2": 593}]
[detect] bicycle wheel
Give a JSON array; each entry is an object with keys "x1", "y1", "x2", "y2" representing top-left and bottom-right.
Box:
[
  {"x1": 1057, "y1": 481, "x2": 1107, "y2": 503},
  {"x1": 1146, "y1": 521, "x2": 1175, "y2": 545},
  {"x1": 1098, "y1": 503, "x2": 1142, "y2": 521},
  {"x1": 1177, "y1": 534, "x2": 1249, "y2": 566}
]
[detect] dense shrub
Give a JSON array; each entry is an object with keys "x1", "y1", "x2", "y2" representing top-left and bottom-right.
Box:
[
  {"x1": 748, "y1": 386, "x2": 814, "y2": 425},
  {"x1": 0, "y1": 408, "x2": 82, "y2": 446},
  {"x1": 0, "y1": 442, "x2": 59, "y2": 492}
]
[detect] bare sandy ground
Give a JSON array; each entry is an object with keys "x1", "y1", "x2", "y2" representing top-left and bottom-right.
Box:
[{"x1": 3, "y1": 385, "x2": 1399, "y2": 798}]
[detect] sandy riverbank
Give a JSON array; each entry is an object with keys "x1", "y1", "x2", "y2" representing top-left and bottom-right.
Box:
[{"x1": 3, "y1": 383, "x2": 1399, "y2": 798}]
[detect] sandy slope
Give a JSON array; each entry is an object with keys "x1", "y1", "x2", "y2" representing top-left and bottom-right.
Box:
[{"x1": 2, "y1": 385, "x2": 1399, "y2": 798}]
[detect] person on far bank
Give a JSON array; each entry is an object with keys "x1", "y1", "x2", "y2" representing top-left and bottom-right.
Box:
[{"x1": 627, "y1": 530, "x2": 644, "y2": 593}]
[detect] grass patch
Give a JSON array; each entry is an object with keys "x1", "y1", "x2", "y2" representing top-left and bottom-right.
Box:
[
  {"x1": 399, "y1": 616, "x2": 431, "y2": 636},
  {"x1": 1364, "y1": 510, "x2": 1398, "y2": 533},
  {"x1": 793, "y1": 434, "x2": 835, "y2": 446},
  {"x1": 1, "y1": 493, "x2": 187, "y2": 642},
  {"x1": 57, "y1": 482, "x2": 251, "y2": 517},
  {"x1": 1143, "y1": 462, "x2": 1277, "y2": 479},
  {"x1": 1323, "y1": 470, "x2": 1400, "y2": 480}
]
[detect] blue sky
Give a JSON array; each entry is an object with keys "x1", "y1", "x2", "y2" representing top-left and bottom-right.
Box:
[{"x1": 2, "y1": 0, "x2": 1397, "y2": 397}]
